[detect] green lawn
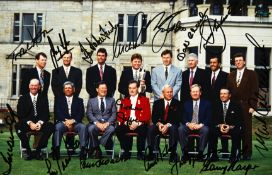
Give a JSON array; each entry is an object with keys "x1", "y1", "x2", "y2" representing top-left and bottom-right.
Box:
[{"x1": 1, "y1": 116, "x2": 272, "y2": 175}]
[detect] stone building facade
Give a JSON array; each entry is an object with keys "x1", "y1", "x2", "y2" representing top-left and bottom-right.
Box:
[{"x1": 0, "y1": 0, "x2": 271, "y2": 114}]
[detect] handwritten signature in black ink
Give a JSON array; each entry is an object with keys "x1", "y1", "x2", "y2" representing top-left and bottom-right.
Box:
[
  {"x1": 7, "y1": 22, "x2": 53, "y2": 64},
  {"x1": 0, "y1": 104, "x2": 17, "y2": 175},
  {"x1": 79, "y1": 21, "x2": 118, "y2": 64},
  {"x1": 47, "y1": 29, "x2": 74, "y2": 69}
]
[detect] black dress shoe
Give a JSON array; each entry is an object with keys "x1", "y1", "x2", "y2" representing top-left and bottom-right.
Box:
[
  {"x1": 209, "y1": 154, "x2": 219, "y2": 162},
  {"x1": 35, "y1": 150, "x2": 44, "y2": 160},
  {"x1": 94, "y1": 147, "x2": 102, "y2": 159},
  {"x1": 52, "y1": 147, "x2": 60, "y2": 160},
  {"x1": 137, "y1": 152, "x2": 144, "y2": 160},
  {"x1": 197, "y1": 152, "x2": 204, "y2": 161},
  {"x1": 121, "y1": 151, "x2": 131, "y2": 160},
  {"x1": 242, "y1": 156, "x2": 251, "y2": 160},
  {"x1": 169, "y1": 152, "x2": 177, "y2": 163},
  {"x1": 24, "y1": 150, "x2": 33, "y2": 161},
  {"x1": 181, "y1": 152, "x2": 189, "y2": 162},
  {"x1": 80, "y1": 147, "x2": 86, "y2": 160}
]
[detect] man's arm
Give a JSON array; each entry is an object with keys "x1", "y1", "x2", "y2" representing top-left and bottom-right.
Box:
[
  {"x1": 75, "y1": 68, "x2": 83, "y2": 97},
  {"x1": 86, "y1": 99, "x2": 98, "y2": 123},
  {"x1": 172, "y1": 68, "x2": 182, "y2": 97},
  {"x1": 151, "y1": 68, "x2": 161, "y2": 99},
  {"x1": 144, "y1": 71, "x2": 152, "y2": 93},
  {"x1": 118, "y1": 71, "x2": 127, "y2": 96},
  {"x1": 107, "y1": 98, "x2": 117, "y2": 124}
]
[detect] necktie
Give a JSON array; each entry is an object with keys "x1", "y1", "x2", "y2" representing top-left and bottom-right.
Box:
[
  {"x1": 237, "y1": 71, "x2": 241, "y2": 87},
  {"x1": 189, "y1": 70, "x2": 194, "y2": 87},
  {"x1": 165, "y1": 66, "x2": 168, "y2": 80},
  {"x1": 67, "y1": 97, "x2": 71, "y2": 116},
  {"x1": 65, "y1": 67, "x2": 69, "y2": 78},
  {"x1": 33, "y1": 96, "x2": 37, "y2": 116},
  {"x1": 100, "y1": 65, "x2": 103, "y2": 80},
  {"x1": 164, "y1": 102, "x2": 170, "y2": 122},
  {"x1": 211, "y1": 72, "x2": 216, "y2": 87},
  {"x1": 191, "y1": 101, "x2": 198, "y2": 123},
  {"x1": 40, "y1": 70, "x2": 44, "y2": 90},
  {"x1": 100, "y1": 98, "x2": 105, "y2": 113},
  {"x1": 134, "y1": 70, "x2": 138, "y2": 81},
  {"x1": 223, "y1": 102, "x2": 227, "y2": 123}
]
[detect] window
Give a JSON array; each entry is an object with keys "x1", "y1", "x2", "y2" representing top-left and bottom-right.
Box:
[
  {"x1": 117, "y1": 14, "x2": 147, "y2": 43},
  {"x1": 211, "y1": 3, "x2": 223, "y2": 15},
  {"x1": 230, "y1": 47, "x2": 247, "y2": 72},
  {"x1": 13, "y1": 13, "x2": 42, "y2": 42},
  {"x1": 229, "y1": 0, "x2": 248, "y2": 16},
  {"x1": 254, "y1": 47, "x2": 271, "y2": 110},
  {"x1": 11, "y1": 64, "x2": 33, "y2": 97}
]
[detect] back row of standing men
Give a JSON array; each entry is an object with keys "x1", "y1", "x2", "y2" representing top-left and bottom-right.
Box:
[{"x1": 18, "y1": 48, "x2": 258, "y2": 161}]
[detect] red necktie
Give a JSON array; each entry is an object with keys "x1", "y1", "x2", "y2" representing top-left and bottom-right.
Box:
[
  {"x1": 99, "y1": 65, "x2": 103, "y2": 80},
  {"x1": 211, "y1": 72, "x2": 216, "y2": 87},
  {"x1": 164, "y1": 102, "x2": 170, "y2": 122},
  {"x1": 189, "y1": 70, "x2": 194, "y2": 87}
]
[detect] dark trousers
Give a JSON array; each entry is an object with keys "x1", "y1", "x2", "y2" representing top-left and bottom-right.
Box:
[
  {"x1": 242, "y1": 105, "x2": 252, "y2": 157},
  {"x1": 15, "y1": 122, "x2": 54, "y2": 151},
  {"x1": 115, "y1": 124, "x2": 147, "y2": 153},
  {"x1": 147, "y1": 124, "x2": 178, "y2": 154},
  {"x1": 178, "y1": 125, "x2": 209, "y2": 152},
  {"x1": 209, "y1": 126, "x2": 242, "y2": 157}
]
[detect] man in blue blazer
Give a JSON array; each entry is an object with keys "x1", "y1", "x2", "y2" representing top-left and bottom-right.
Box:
[
  {"x1": 53, "y1": 81, "x2": 86, "y2": 160},
  {"x1": 87, "y1": 81, "x2": 117, "y2": 158},
  {"x1": 151, "y1": 49, "x2": 182, "y2": 101},
  {"x1": 178, "y1": 84, "x2": 211, "y2": 161}
]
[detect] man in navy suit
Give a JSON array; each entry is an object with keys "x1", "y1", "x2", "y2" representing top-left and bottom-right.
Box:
[
  {"x1": 87, "y1": 81, "x2": 116, "y2": 158},
  {"x1": 180, "y1": 53, "x2": 207, "y2": 103},
  {"x1": 209, "y1": 88, "x2": 243, "y2": 162},
  {"x1": 51, "y1": 51, "x2": 82, "y2": 97},
  {"x1": 86, "y1": 48, "x2": 117, "y2": 98},
  {"x1": 151, "y1": 49, "x2": 182, "y2": 101},
  {"x1": 53, "y1": 81, "x2": 86, "y2": 160},
  {"x1": 118, "y1": 53, "x2": 152, "y2": 97},
  {"x1": 206, "y1": 56, "x2": 229, "y2": 156},
  {"x1": 15, "y1": 79, "x2": 54, "y2": 160},
  {"x1": 20, "y1": 52, "x2": 51, "y2": 97},
  {"x1": 178, "y1": 84, "x2": 211, "y2": 161}
]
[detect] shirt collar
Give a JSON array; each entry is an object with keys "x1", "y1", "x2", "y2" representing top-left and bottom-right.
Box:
[
  {"x1": 222, "y1": 100, "x2": 230, "y2": 106},
  {"x1": 30, "y1": 93, "x2": 38, "y2": 100},
  {"x1": 130, "y1": 94, "x2": 139, "y2": 100},
  {"x1": 212, "y1": 69, "x2": 220, "y2": 76},
  {"x1": 190, "y1": 67, "x2": 197, "y2": 73},
  {"x1": 237, "y1": 67, "x2": 245, "y2": 74},
  {"x1": 164, "y1": 64, "x2": 171, "y2": 70},
  {"x1": 193, "y1": 99, "x2": 200, "y2": 105}
]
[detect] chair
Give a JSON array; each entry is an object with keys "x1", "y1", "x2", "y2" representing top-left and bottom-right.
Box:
[
  {"x1": 118, "y1": 132, "x2": 141, "y2": 158},
  {"x1": 19, "y1": 131, "x2": 48, "y2": 158},
  {"x1": 219, "y1": 134, "x2": 231, "y2": 159},
  {"x1": 153, "y1": 133, "x2": 172, "y2": 159},
  {"x1": 61, "y1": 131, "x2": 80, "y2": 156},
  {"x1": 188, "y1": 133, "x2": 200, "y2": 157},
  {"x1": 87, "y1": 131, "x2": 115, "y2": 159}
]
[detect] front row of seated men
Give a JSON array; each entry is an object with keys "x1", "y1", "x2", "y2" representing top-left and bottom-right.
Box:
[{"x1": 16, "y1": 78, "x2": 243, "y2": 162}]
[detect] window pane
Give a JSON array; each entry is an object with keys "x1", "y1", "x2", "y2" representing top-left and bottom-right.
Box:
[
  {"x1": 12, "y1": 65, "x2": 17, "y2": 96},
  {"x1": 128, "y1": 15, "x2": 138, "y2": 26},
  {"x1": 37, "y1": 13, "x2": 42, "y2": 26},
  {"x1": 127, "y1": 14, "x2": 138, "y2": 42},
  {"x1": 22, "y1": 26, "x2": 33, "y2": 41},
  {"x1": 13, "y1": 13, "x2": 20, "y2": 42},
  {"x1": 118, "y1": 14, "x2": 124, "y2": 42},
  {"x1": 23, "y1": 14, "x2": 34, "y2": 25},
  {"x1": 141, "y1": 14, "x2": 147, "y2": 43}
]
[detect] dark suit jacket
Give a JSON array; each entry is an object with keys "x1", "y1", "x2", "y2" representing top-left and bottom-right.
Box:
[
  {"x1": 17, "y1": 93, "x2": 50, "y2": 125},
  {"x1": 212, "y1": 100, "x2": 243, "y2": 128},
  {"x1": 182, "y1": 98, "x2": 211, "y2": 126},
  {"x1": 227, "y1": 68, "x2": 259, "y2": 109},
  {"x1": 206, "y1": 69, "x2": 228, "y2": 104},
  {"x1": 180, "y1": 67, "x2": 207, "y2": 103},
  {"x1": 118, "y1": 68, "x2": 152, "y2": 97},
  {"x1": 86, "y1": 64, "x2": 117, "y2": 98},
  {"x1": 20, "y1": 67, "x2": 50, "y2": 96},
  {"x1": 55, "y1": 95, "x2": 84, "y2": 123},
  {"x1": 152, "y1": 98, "x2": 182, "y2": 125},
  {"x1": 51, "y1": 66, "x2": 82, "y2": 97}
]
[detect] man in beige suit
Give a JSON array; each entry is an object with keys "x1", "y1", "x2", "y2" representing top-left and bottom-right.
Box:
[{"x1": 227, "y1": 53, "x2": 259, "y2": 160}]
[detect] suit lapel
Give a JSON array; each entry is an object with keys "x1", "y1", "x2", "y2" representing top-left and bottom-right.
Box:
[{"x1": 60, "y1": 66, "x2": 67, "y2": 80}]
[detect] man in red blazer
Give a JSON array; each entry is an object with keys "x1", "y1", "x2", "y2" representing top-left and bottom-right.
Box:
[{"x1": 116, "y1": 80, "x2": 151, "y2": 160}]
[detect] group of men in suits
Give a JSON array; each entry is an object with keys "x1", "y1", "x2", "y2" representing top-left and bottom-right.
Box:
[{"x1": 16, "y1": 48, "x2": 258, "y2": 162}]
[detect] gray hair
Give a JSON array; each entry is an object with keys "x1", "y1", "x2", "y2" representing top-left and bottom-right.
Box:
[
  {"x1": 188, "y1": 53, "x2": 198, "y2": 60},
  {"x1": 63, "y1": 81, "x2": 75, "y2": 88},
  {"x1": 191, "y1": 84, "x2": 202, "y2": 91},
  {"x1": 161, "y1": 84, "x2": 173, "y2": 92}
]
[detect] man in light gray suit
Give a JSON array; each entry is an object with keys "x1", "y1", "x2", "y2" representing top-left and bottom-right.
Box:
[
  {"x1": 151, "y1": 49, "x2": 182, "y2": 100},
  {"x1": 87, "y1": 81, "x2": 117, "y2": 158}
]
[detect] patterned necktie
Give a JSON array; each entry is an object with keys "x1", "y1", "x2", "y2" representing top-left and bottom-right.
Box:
[
  {"x1": 100, "y1": 65, "x2": 103, "y2": 80},
  {"x1": 65, "y1": 67, "x2": 69, "y2": 78},
  {"x1": 40, "y1": 70, "x2": 44, "y2": 90},
  {"x1": 33, "y1": 96, "x2": 37, "y2": 116},
  {"x1": 100, "y1": 98, "x2": 105, "y2": 113},
  {"x1": 189, "y1": 70, "x2": 194, "y2": 87},
  {"x1": 165, "y1": 66, "x2": 168, "y2": 80},
  {"x1": 164, "y1": 102, "x2": 169, "y2": 122},
  {"x1": 191, "y1": 101, "x2": 198, "y2": 123},
  {"x1": 223, "y1": 102, "x2": 227, "y2": 123},
  {"x1": 211, "y1": 72, "x2": 216, "y2": 87},
  {"x1": 237, "y1": 71, "x2": 241, "y2": 87}
]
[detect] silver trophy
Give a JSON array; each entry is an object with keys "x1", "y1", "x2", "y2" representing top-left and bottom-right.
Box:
[{"x1": 138, "y1": 66, "x2": 146, "y2": 93}]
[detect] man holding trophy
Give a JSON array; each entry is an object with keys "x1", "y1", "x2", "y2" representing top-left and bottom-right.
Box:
[{"x1": 118, "y1": 53, "x2": 152, "y2": 97}]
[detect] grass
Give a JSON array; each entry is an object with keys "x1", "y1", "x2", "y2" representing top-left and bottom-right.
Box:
[{"x1": 0, "y1": 117, "x2": 272, "y2": 175}]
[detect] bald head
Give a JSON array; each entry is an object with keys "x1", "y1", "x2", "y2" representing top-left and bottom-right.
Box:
[{"x1": 29, "y1": 78, "x2": 40, "y2": 95}]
